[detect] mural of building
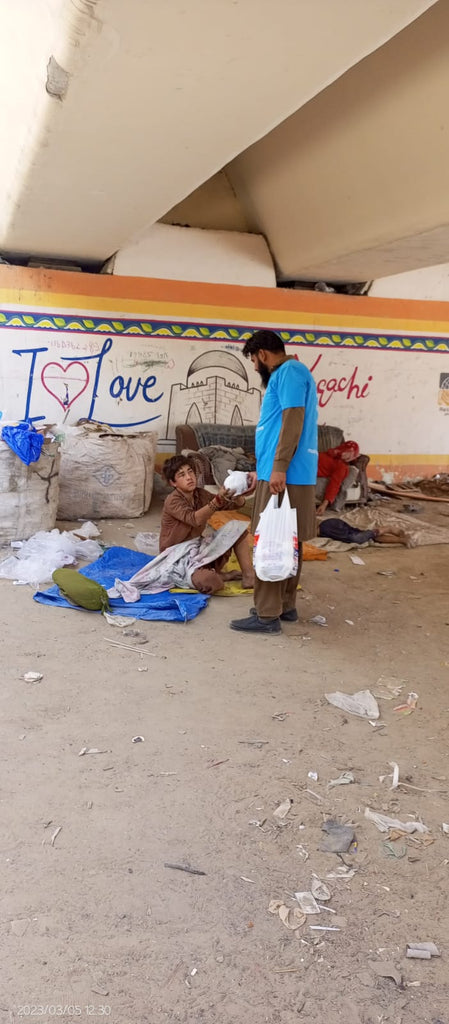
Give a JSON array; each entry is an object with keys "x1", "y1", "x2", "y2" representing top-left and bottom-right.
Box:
[{"x1": 165, "y1": 349, "x2": 261, "y2": 441}]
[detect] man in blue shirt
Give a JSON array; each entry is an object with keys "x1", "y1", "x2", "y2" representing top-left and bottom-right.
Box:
[{"x1": 231, "y1": 330, "x2": 318, "y2": 634}]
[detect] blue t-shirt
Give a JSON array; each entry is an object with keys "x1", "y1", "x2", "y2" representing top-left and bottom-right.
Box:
[{"x1": 255, "y1": 359, "x2": 318, "y2": 484}]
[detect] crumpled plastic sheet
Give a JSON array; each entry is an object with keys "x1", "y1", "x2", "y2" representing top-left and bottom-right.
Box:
[
  {"x1": 0, "y1": 528, "x2": 103, "y2": 584},
  {"x1": 34, "y1": 546, "x2": 209, "y2": 622}
]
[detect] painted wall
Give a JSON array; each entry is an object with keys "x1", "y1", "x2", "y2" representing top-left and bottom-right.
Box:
[{"x1": 0, "y1": 267, "x2": 448, "y2": 483}]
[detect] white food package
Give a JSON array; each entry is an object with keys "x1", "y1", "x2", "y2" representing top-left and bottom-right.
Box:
[{"x1": 224, "y1": 470, "x2": 251, "y2": 495}]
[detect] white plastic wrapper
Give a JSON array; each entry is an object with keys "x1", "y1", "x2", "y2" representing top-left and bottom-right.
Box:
[
  {"x1": 224, "y1": 471, "x2": 251, "y2": 495},
  {"x1": 0, "y1": 528, "x2": 102, "y2": 584}
]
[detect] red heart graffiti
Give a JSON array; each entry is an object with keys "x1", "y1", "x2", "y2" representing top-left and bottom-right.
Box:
[{"x1": 41, "y1": 361, "x2": 90, "y2": 410}]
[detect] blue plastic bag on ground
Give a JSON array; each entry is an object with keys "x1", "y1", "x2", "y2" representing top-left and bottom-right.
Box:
[{"x1": 1, "y1": 421, "x2": 44, "y2": 465}]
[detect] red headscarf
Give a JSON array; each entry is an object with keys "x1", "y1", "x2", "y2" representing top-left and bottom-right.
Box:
[{"x1": 327, "y1": 440, "x2": 360, "y2": 461}]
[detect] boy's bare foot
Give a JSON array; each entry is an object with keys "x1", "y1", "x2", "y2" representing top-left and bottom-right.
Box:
[{"x1": 241, "y1": 572, "x2": 255, "y2": 589}]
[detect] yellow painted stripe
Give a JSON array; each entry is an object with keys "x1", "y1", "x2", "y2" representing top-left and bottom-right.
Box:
[
  {"x1": 368, "y1": 454, "x2": 446, "y2": 465},
  {"x1": 1, "y1": 286, "x2": 449, "y2": 337}
]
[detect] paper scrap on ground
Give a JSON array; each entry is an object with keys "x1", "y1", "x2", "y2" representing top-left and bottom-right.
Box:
[
  {"x1": 294, "y1": 891, "x2": 320, "y2": 915},
  {"x1": 325, "y1": 689, "x2": 380, "y2": 720},
  {"x1": 328, "y1": 771, "x2": 355, "y2": 788},
  {"x1": 365, "y1": 807, "x2": 429, "y2": 834},
  {"x1": 268, "y1": 900, "x2": 306, "y2": 931},
  {"x1": 311, "y1": 876, "x2": 331, "y2": 902},
  {"x1": 273, "y1": 798, "x2": 293, "y2": 820},
  {"x1": 350, "y1": 554, "x2": 365, "y2": 565},
  {"x1": 406, "y1": 942, "x2": 440, "y2": 959},
  {"x1": 373, "y1": 676, "x2": 404, "y2": 700}
]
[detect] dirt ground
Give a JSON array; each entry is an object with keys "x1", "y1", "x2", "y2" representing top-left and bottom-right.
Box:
[{"x1": 2, "y1": 496, "x2": 449, "y2": 1024}]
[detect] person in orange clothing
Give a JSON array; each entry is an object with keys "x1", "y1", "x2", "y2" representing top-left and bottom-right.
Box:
[{"x1": 316, "y1": 440, "x2": 360, "y2": 515}]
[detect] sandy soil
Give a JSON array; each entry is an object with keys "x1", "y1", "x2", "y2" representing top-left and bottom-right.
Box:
[{"x1": 2, "y1": 497, "x2": 449, "y2": 1024}]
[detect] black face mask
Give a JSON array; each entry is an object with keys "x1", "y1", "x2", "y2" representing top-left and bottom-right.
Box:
[{"x1": 256, "y1": 357, "x2": 270, "y2": 388}]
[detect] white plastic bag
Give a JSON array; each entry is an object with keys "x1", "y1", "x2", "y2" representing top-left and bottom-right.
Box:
[
  {"x1": 253, "y1": 491, "x2": 298, "y2": 582},
  {"x1": 0, "y1": 528, "x2": 103, "y2": 584},
  {"x1": 224, "y1": 470, "x2": 251, "y2": 495}
]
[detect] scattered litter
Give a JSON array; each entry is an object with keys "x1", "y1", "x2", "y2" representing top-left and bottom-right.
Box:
[
  {"x1": 50, "y1": 826, "x2": 62, "y2": 847},
  {"x1": 325, "y1": 689, "x2": 379, "y2": 720},
  {"x1": 272, "y1": 711, "x2": 289, "y2": 721},
  {"x1": 383, "y1": 841, "x2": 407, "y2": 859},
  {"x1": 320, "y1": 819, "x2": 355, "y2": 854},
  {"x1": 328, "y1": 771, "x2": 355, "y2": 789},
  {"x1": 326, "y1": 865, "x2": 357, "y2": 880},
  {"x1": 123, "y1": 629, "x2": 148, "y2": 643},
  {"x1": 240, "y1": 876, "x2": 256, "y2": 884},
  {"x1": 296, "y1": 845, "x2": 309, "y2": 861},
  {"x1": 371, "y1": 962, "x2": 402, "y2": 986},
  {"x1": 365, "y1": 807, "x2": 429, "y2": 834},
  {"x1": 104, "y1": 613, "x2": 135, "y2": 627},
  {"x1": 134, "y1": 531, "x2": 160, "y2": 556},
  {"x1": 137, "y1": 666, "x2": 148, "y2": 673},
  {"x1": 78, "y1": 747, "x2": 107, "y2": 756},
  {"x1": 295, "y1": 891, "x2": 320, "y2": 915},
  {"x1": 132, "y1": 736, "x2": 145, "y2": 743},
  {"x1": 104, "y1": 637, "x2": 156, "y2": 657},
  {"x1": 207, "y1": 758, "x2": 230, "y2": 769},
  {"x1": 164, "y1": 863, "x2": 206, "y2": 876},
  {"x1": 272, "y1": 967, "x2": 303, "y2": 975},
  {"x1": 273, "y1": 798, "x2": 293, "y2": 819},
  {"x1": 268, "y1": 900, "x2": 306, "y2": 931},
  {"x1": 393, "y1": 692, "x2": 418, "y2": 716},
  {"x1": 309, "y1": 925, "x2": 340, "y2": 932},
  {"x1": 73, "y1": 520, "x2": 100, "y2": 539},
  {"x1": 311, "y1": 877, "x2": 331, "y2": 902},
  {"x1": 0, "y1": 527, "x2": 102, "y2": 584},
  {"x1": 190, "y1": 967, "x2": 198, "y2": 977},
  {"x1": 373, "y1": 677, "x2": 404, "y2": 700},
  {"x1": 308, "y1": 771, "x2": 319, "y2": 782},
  {"x1": 305, "y1": 788, "x2": 323, "y2": 803},
  {"x1": 238, "y1": 740, "x2": 268, "y2": 749},
  {"x1": 406, "y1": 942, "x2": 440, "y2": 960},
  {"x1": 91, "y1": 985, "x2": 109, "y2": 997},
  {"x1": 349, "y1": 554, "x2": 365, "y2": 565},
  {"x1": 377, "y1": 570, "x2": 395, "y2": 577},
  {"x1": 23, "y1": 671, "x2": 43, "y2": 683},
  {"x1": 385, "y1": 761, "x2": 400, "y2": 790},
  {"x1": 310, "y1": 615, "x2": 327, "y2": 627},
  {"x1": 345, "y1": 620, "x2": 354, "y2": 626},
  {"x1": 442, "y1": 823, "x2": 449, "y2": 835}
]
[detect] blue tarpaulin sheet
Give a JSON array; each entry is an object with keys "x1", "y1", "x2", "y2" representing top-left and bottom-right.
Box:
[{"x1": 33, "y1": 546, "x2": 209, "y2": 622}]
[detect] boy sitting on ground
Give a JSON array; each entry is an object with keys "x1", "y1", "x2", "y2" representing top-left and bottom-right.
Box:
[{"x1": 159, "y1": 455, "x2": 255, "y2": 593}]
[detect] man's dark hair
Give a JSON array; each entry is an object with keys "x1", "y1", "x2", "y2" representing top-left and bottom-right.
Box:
[
  {"x1": 242, "y1": 330, "x2": 286, "y2": 358},
  {"x1": 162, "y1": 454, "x2": 196, "y2": 484}
]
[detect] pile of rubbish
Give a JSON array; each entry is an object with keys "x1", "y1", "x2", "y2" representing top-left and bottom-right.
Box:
[{"x1": 0, "y1": 522, "x2": 102, "y2": 585}]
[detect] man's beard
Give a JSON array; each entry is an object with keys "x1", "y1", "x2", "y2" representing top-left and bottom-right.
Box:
[{"x1": 255, "y1": 358, "x2": 270, "y2": 388}]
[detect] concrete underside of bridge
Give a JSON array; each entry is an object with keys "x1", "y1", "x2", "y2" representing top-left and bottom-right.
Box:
[{"x1": 0, "y1": 0, "x2": 446, "y2": 283}]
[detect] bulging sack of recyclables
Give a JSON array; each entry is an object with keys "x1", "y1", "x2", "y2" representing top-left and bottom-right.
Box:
[
  {"x1": 253, "y1": 491, "x2": 298, "y2": 582},
  {"x1": 57, "y1": 426, "x2": 157, "y2": 520}
]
